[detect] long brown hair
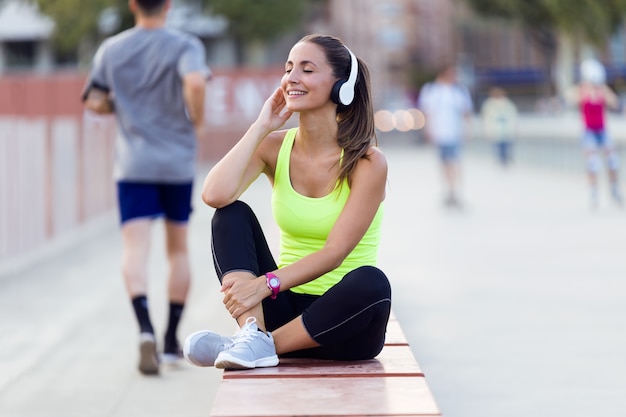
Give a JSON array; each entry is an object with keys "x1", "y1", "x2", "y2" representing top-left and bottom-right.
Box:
[{"x1": 298, "y1": 34, "x2": 377, "y2": 185}]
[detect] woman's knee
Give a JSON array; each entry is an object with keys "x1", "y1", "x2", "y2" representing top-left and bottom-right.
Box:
[
  {"x1": 212, "y1": 201, "x2": 258, "y2": 236},
  {"x1": 212, "y1": 200, "x2": 251, "y2": 223},
  {"x1": 345, "y1": 266, "x2": 391, "y2": 299}
]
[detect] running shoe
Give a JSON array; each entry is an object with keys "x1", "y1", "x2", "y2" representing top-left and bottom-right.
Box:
[
  {"x1": 214, "y1": 317, "x2": 278, "y2": 370},
  {"x1": 138, "y1": 332, "x2": 159, "y2": 375}
]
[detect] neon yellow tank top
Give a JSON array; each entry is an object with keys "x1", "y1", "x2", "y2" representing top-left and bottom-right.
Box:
[{"x1": 272, "y1": 128, "x2": 383, "y2": 296}]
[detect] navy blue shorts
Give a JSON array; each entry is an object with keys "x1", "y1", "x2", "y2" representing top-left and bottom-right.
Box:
[{"x1": 117, "y1": 181, "x2": 193, "y2": 224}]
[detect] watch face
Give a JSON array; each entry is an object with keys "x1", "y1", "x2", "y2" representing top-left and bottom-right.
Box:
[{"x1": 269, "y1": 277, "x2": 279, "y2": 288}]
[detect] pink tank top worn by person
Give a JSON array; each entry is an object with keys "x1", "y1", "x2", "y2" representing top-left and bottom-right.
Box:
[{"x1": 581, "y1": 91, "x2": 605, "y2": 131}]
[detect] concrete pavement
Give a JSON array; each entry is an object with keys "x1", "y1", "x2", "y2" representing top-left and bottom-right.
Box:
[
  {"x1": 1, "y1": 132, "x2": 625, "y2": 417},
  {"x1": 380, "y1": 135, "x2": 626, "y2": 417},
  {"x1": 0, "y1": 171, "x2": 233, "y2": 417}
]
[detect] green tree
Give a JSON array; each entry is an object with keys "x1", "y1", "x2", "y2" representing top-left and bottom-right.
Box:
[
  {"x1": 203, "y1": 0, "x2": 306, "y2": 42},
  {"x1": 34, "y1": 0, "x2": 317, "y2": 66},
  {"x1": 466, "y1": 0, "x2": 626, "y2": 44},
  {"x1": 201, "y1": 0, "x2": 310, "y2": 64},
  {"x1": 464, "y1": 0, "x2": 626, "y2": 94},
  {"x1": 33, "y1": 0, "x2": 131, "y2": 57}
]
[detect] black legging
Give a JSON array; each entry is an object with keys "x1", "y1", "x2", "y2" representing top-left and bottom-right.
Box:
[{"x1": 211, "y1": 200, "x2": 392, "y2": 360}]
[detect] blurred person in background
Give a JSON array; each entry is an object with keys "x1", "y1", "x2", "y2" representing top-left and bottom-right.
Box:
[
  {"x1": 182, "y1": 34, "x2": 391, "y2": 370},
  {"x1": 480, "y1": 86, "x2": 518, "y2": 168},
  {"x1": 82, "y1": 0, "x2": 210, "y2": 375},
  {"x1": 566, "y1": 58, "x2": 623, "y2": 209},
  {"x1": 418, "y1": 64, "x2": 473, "y2": 208}
]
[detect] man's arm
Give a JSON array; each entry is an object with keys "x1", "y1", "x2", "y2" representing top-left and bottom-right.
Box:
[
  {"x1": 84, "y1": 87, "x2": 114, "y2": 114},
  {"x1": 183, "y1": 71, "x2": 207, "y2": 129},
  {"x1": 81, "y1": 41, "x2": 113, "y2": 114}
]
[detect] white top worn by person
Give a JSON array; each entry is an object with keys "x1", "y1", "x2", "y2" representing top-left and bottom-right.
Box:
[{"x1": 481, "y1": 87, "x2": 518, "y2": 143}]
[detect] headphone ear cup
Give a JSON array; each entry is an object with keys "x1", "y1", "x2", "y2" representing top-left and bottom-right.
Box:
[{"x1": 330, "y1": 80, "x2": 344, "y2": 105}]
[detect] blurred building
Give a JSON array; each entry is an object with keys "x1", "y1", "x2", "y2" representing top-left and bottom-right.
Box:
[
  {"x1": 314, "y1": 0, "x2": 459, "y2": 109},
  {"x1": 0, "y1": 0, "x2": 229, "y2": 74},
  {"x1": 166, "y1": 0, "x2": 232, "y2": 66},
  {"x1": 318, "y1": 1, "x2": 502, "y2": 106},
  {"x1": 319, "y1": 0, "x2": 626, "y2": 110},
  {"x1": 313, "y1": 0, "x2": 414, "y2": 109},
  {"x1": 0, "y1": 0, "x2": 54, "y2": 74},
  {"x1": 5, "y1": 0, "x2": 626, "y2": 109}
]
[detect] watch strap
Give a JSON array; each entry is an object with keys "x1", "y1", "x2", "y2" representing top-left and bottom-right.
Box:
[{"x1": 265, "y1": 272, "x2": 280, "y2": 300}]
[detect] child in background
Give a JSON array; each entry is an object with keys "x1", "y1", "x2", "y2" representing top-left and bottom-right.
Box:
[
  {"x1": 480, "y1": 86, "x2": 518, "y2": 168},
  {"x1": 567, "y1": 59, "x2": 623, "y2": 209}
]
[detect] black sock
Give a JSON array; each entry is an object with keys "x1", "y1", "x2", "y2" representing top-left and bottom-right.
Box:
[
  {"x1": 131, "y1": 296, "x2": 154, "y2": 334},
  {"x1": 164, "y1": 302, "x2": 184, "y2": 353}
]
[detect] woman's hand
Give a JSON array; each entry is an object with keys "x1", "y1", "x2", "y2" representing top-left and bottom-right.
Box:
[
  {"x1": 221, "y1": 275, "x2": 269, "y2": 319},
  {"x1": 256, "y1": 87, "x2": 293, "y2": 134}
]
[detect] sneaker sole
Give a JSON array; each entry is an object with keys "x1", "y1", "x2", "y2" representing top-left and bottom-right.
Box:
[
  {"x1": 139, "y1": 338, "x2": 159, "y2": 375},
  {"x1": 214, "y1": 352, "x2": 279, "y2": 370}
]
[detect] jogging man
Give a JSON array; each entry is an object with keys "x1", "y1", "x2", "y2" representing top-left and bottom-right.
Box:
[{"x1": 82, "y1": 0, "x2": 210, "y2": 375}]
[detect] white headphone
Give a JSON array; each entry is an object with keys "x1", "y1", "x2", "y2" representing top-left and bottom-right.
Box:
[{"x1": 330, "y1": 46, "x2": 358, "y2": 106}]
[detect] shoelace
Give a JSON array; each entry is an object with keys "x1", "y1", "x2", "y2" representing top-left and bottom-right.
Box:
[
  {"x1": 222, "y1": 338, "x2": 234, "y2": 350},
  {"x1": 231, "y1": 317, "x2": 261, "y2": 345}
]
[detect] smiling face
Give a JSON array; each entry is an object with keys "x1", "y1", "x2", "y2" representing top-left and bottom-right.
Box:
[{"x1": 281, "y1": 41, "x2": 337, "y2": 112}]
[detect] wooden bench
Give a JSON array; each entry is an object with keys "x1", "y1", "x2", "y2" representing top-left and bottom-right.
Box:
[{"x1": 209, "y1": 311, "x2": 442, "y2": 417}]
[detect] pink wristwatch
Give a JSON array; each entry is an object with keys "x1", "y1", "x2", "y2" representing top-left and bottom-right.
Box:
[{"x1": 265, "y1": 272, "x2": 281, "y2": 299}]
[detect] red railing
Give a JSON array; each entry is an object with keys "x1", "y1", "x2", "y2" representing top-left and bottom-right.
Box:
[{"x1": 0, "y1": 68, "x2": 282, "y2": 272}]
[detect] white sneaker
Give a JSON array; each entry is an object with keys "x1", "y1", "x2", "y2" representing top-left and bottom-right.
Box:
[
  {"x1": 214, "y1": 317, "x2": 279, "y2": 370},
  {"x1": 183, "y1": 331, "x2": 234, "y2": 367}
]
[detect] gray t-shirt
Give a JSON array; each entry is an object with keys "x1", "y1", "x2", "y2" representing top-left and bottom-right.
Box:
[{"x1": 86, "y1": 27, "x2": 209, "y2": 182}]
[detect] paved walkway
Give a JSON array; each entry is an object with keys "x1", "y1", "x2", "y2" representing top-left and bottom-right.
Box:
[
  {"x1": 1, "y1": 132, "x2": 625, "y2": 417},
  {"x1": 381, "y1": 135, "x2": 626, "y2": 417}
]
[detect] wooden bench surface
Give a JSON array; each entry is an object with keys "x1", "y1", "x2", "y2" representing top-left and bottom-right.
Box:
[
  {"x1": 209, "y1": 311, "x2": 442, "y2": 417},
  {"x1": 210, "y1": 376, "x2": 441, "y2": 417}
]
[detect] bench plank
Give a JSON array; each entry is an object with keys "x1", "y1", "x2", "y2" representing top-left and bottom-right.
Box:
[
  {"x1": 223, "y1": 345, "x2": 423, "y2": 379},
  {"x1": 384, "y1": 318, "x2": 410, "y2": 346},
  {"x1": 210, "y1": 376, "x2": 441, "y2": 417}
]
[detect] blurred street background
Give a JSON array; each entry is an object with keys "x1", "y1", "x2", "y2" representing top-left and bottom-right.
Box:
[{"x1": 1, "y1": 1, "x2": 626, "y2": 417}]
